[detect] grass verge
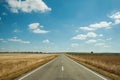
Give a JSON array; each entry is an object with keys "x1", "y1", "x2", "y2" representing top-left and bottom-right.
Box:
[{"x1": 67, "y1": 54, "x2": 120, "y2": 80}]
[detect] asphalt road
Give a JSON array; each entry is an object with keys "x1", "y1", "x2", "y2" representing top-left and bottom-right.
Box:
[{"x1": 16, "y1": 54, "x2": 111, "y2": 80}]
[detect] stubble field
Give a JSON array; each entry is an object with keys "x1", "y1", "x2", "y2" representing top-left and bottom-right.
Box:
[
  {"x1": 67, "y1": 54, "x2": 120, "y2": 80},
  {"x1": 0, "y1": 53, "x2": 58, "y2": 80}
]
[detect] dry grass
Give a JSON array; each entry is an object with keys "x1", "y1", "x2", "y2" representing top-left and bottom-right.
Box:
[
  {"x1": 0, "y1": 53, "x2": 58, "y2": 80},
  {"x1": 67, "y1": 54, "x2": 120, "y2": 80}
]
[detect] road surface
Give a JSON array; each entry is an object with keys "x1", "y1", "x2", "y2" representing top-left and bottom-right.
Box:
[{"x1": 16, "y1": 54, "x2": 111, "y2": 80}]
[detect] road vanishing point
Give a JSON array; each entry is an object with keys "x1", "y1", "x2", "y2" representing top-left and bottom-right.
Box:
[{"x1": 16, "y1": 54, "x2": 111, "y2": 80}]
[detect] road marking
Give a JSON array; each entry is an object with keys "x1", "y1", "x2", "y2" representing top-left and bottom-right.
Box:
[
  {"x1": 62, "y1": 66, "x2": 64, "y2": 71},
  {"x1": 17, "y1": 57, "x2": 58, "y2": 80},
  {"x1": 66, "y1": 56, "x2": 108, "y2": 80}
]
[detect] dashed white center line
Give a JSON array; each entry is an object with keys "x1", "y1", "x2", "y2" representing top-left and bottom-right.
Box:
[{"x1": 62, "y1": 66, "x2": 64, "y2": 71}]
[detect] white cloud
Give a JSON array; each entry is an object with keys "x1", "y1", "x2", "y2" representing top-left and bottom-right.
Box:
[
  {"x1": 109, "y1": 11, "x2": 120, "y2": 25},
  {"x1": 8, "y1": 37, "x2": 30, "y2": 44},
  {"x1": 33, "y1": 28, "x2": 49, "y2": 34},
  {"x1": 28, "y1": 23, "x2": 49, "y2": 34},
  {"x1": 72, "y1": 34, "x2": 87, "y2": 40},
  {"x1": 29, "y1": 23, "x2": 39, "y2": 29},
  {"x1": 72, "y1": 32, "x2": 100, "y2": 40},
  {"x1": 109, "y1": 12, "x2": 120, "y2": 19},
  {"x1": 13, "y1": 29, "x2": 21, "y2": 33},
  {"x1": 115, "y1": 19, "x2": 120, "y2": 24},
  {"x1": 78, "y1": 11, "x2": 120, "y2": 32},
  {"x1": 87, "y1": 32, "x2": 97, "y2": 37},
  {"x1": 71, "y1": 43, "x2": 79, "y2": 47},
  {"x1": 99, "y1": 34, "x2": 103, "y2": 37},
  {"x1": 86, "y1": 39, "x2": 96, "y2": 44},
  {"x1": 80, "y1": 27, "x2": 94, "y2": 31},
  {"x1": 95, "y1": 43, "x2": 110, "y2": 48},
  {"x1": 6, "y1": 0, "x2": 51, "y2": 13},
  {"x1": 42, "y1": 39, "x2": 50, "y2": 44},
  {"x1": 80, "y1": 21, "x2": 112, "y2": 31}
]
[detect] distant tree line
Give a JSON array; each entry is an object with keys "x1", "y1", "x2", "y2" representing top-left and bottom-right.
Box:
[{"x1": 0, "y1": 52, "x2": 46, "y2": 54}]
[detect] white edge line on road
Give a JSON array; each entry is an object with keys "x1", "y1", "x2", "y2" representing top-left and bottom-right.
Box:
[
  {"x1": 66, "y1": 56, "x2": 108, "y2": 80},
  {"x1": 62, "y1": 66, "x2": 64, "y2": 71},
  {"x1": 18, "y1": 57, "x2": 58, "y2": 80}
]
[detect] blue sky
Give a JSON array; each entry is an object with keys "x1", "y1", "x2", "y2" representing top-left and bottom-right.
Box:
[{"x1": 0, "y1": 0, "x2": 120, "y2": 52}]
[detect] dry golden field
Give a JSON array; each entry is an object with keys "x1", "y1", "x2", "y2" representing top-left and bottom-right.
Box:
[
  {"x1": 0, "y1": 53, "x2": 58, "y2": 80},
  {"x1": 67, "y1": 54, "x2": 120, "y2": 80}
]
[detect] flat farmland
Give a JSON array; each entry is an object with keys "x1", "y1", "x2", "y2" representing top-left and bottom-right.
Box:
[
  {"x1": 67, "y1": 54, "x2": 120, "y2": 80},
  {"x1": 0, "y1": 53, "x2": 58, "y2": 80}
]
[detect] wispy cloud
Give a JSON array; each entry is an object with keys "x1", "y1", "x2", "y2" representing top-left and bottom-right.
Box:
[
  {"x1": 72, "y1": 32, "x2": 102, "y2": 40},
  {"x1": 106, "y1": 38, "x2": 112, "y2": 41},
  {"x1": 95, "y1": 43, "x2": 110, "y2": 48},
  {"x1": 71, "y1": 43, "x2": 79, "y2": 47},
  {"x1": 86, "y1": 39, "x2": 96, "y2": 44},
  {"x1": 0, "y1": 48, "x2": 5, "y2": 50},
  {"x1": 97, "y1": 39, "x2": 105, "y2": 42},
  {"x1": 6, "y1": 0, "x2": 51, "y2": 13},
  {"x1": 8, "y1": 37, "x2": 30, "y2": 44},
  {"x1": 0, "y1": 17, "x2": 1, "y2": 21},
  {"x1": 0, "y1": 38, "x2": 4, "y2": 41},
  {"x1": 13, "y1": 29, "x2": 21, "y2": 33},
  {"x1": 28, "y1": 23, "x2": 49, "y2": 34},
  {"x1": 42, "y1": 39, "x2": 50, "y2": 44},
  {"x1": 0, "y1": 38, "x2": 7, "y2": 43},
  {"x1": 2, "y1": 12, "x2": 7, "y2": 16}
]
